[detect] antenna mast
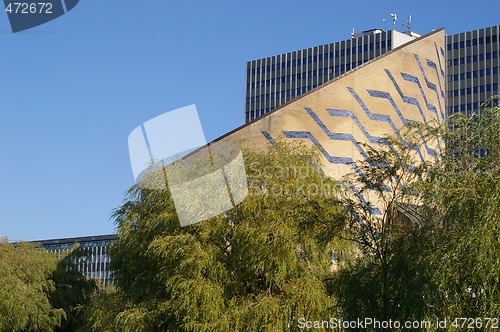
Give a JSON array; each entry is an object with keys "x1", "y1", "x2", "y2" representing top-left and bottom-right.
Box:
[{"x1": 390, "y1": 13, "x2": 397, "y2": 31}]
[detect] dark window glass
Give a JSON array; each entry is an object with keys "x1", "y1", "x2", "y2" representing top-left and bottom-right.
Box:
[
  {"x1": 460, "y1": 41, "x2": 464, "y2": 48},
  {"x1": 453, "y1": 90, "x2": 459, "y2": 97},
  {"x1": 473, "y1": 55, "x2": 478, "y2": 62},
  {"x1": 467, "y1": 72, "x2": 472, "y2": 79},
  {"x1": 479, "y1": 54, "x2": 484, "y2": 61},
  {"x1": 479, "y1": 37, "x2": 484, "y2": 44},
  {"x1": 480, "y1": 85, "x2": 485, "y2": 92},
  {"x1": 447, "y1": 43, "x2": 452, "y2": 51},
  {"x1": 467, "y1": 87, "x2": 471, "y2": 94},
  {"x1": 454, "y1": 74, "x2": 459, "y2": 81},
  {"x1": 460, "y1": 57, "x2": 465, "y2": 65},
  {"x1": 486, "y1": 52, "x2": 491, "y2": 60},
  {"x1": 466, "y1": 56, "x2": 471, "y2": 63},
  {"x1": 466, "y1": 40, "x2": 471, "y2": 47},
  {"x1": 453, "y1": 42, "x2": 458, "y2": 49}
]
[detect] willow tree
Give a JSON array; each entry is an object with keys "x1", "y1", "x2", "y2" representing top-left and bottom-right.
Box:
[
  {"x1": 0, "y1": 242, "x2": 65, "y2": 332},
  {"x1": 420, "y1": 99, "x2": 500, "y2": 319},
  {"x1": 90, "y1": 140, "x2": 348, "y2": 331}
]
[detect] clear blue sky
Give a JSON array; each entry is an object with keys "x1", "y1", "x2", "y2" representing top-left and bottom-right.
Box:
[{"x1": 1, "y1": 0, "x2": 498, "y2": 241}]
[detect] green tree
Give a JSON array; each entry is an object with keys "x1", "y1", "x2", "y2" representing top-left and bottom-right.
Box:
[
  {"x1": 332, "y1": 124, "x2": 435, "y2": 324},
  {"x1": 421, "y1": 99, "x2": 500, "y2": 320},
  {"x1": 0, "y1": 242, "x2": 65, "y2": 332},
  {"x1": 49, "y1": 246, "x2": 98, "y2": 332},
  {"x1": 89, "y1": 141, "x2": 348, "y2": 331}
]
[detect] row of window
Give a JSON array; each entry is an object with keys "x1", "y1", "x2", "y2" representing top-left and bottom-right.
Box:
[
  {"x1": 447, "y1": 51, "x2": 499, "y2": 66},
  {"x1": 447, "y1": 67, "x2": 499, "y2": 81},
  {"x1": 247, "y1": 61, "x2": 366, "y2": 90},
  {"x1": 247, "y1": 85, "x2": 318, "y2": 103},
  {"x1": 449, "y1": 83, "x2": 499, "y2": 97},
  {"x1": 449, "y1": 102, "x2": 483, "y2": 113},
  {"x1": 447, "y1": 34, "x2": 499, "y2": 50},
  {"x1": 247, "y1": 41, "x2": 391, "y2": 75}
]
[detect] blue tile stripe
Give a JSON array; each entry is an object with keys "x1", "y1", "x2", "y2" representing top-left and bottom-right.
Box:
[
  {"x1": 384, "y1": 69, "x2": 438, "y2": 155},
  {"x1": 304, "y1": 108, "x2": 368, "y2": 159},
  {"x1": 327, "y1": 109, "x2": 382, "y2": 144},
  {"x1": 365, "y1": 89, "x2": 426, "y2": 161},
  {"x1": 261, "y1": 131, "x2": 274, "y2": 143},
  {"x1": 347, "y1": 87, "x2": 404, "y2": 142},
  {"x1": 426, "y1": 59, "x2": 445, "y2": 100},
  {"x1": 400, "y1": 72, "x2": 439, "y2": 122},
  {"x1": 414, "y1": 54, "x2": 445, "y2": 120},
  {"x1": 434, "y1": 42, "x2": 446, "y2": 78}
]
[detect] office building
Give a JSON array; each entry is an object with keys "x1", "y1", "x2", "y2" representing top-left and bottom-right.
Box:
[
  {"x1": 246, "y1": 25, "x2": 500, "y2": 122},
  {"x1": 36, "y1": 234, "x2": 117, "y2": 286},
  {"x1": 446, "y1": 25, "x2": 500, "y2": 115},
  {"x1": 244, "y1": 29, "x2": 420, "y2": 123}
]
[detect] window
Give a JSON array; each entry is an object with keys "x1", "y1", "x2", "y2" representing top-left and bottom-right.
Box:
[
  {"x1": 460, "y1": 41, "x2": 464, "y2": 48},
  {"x1": 466, "y1": 72, "x2": 472, "y2": 79},
  {"x1": 460, "y1": 57, "x2": 465, "y2": 65},
  {"x1": 466, "y1": 40, "x2": 471, "y2": 47},
  {"x1": 447, "y1": 43, "x2": 452, "y2": 51},
  {"x1": 453, "y1": 42, "x2": 458, "y2": 49},
  {"x1": 479, "y1": 37, "x2": 484, "y2": 44},
  {"x1": 466, "y1": 56, "x2": 471, "y2": 63}
]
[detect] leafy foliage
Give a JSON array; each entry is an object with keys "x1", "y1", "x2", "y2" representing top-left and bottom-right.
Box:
[
  {"x1": 91, "y1": 140, "x2": 348, "y2": 331},
  {"x1": 0, "y1": 242, "x2": 65, "y2": 332}
]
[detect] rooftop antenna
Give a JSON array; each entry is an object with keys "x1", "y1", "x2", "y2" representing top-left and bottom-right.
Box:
[
  {"x1": 351, "y1": 27, "x2": 355, "y2": 38},
  {"x1": 390, "y1": 13, "x2": 397, "y2": 31},
  {"x1": 383, "y1": 18, "x2": 387, "y2": 31},
  {"x1": 406, "y1": 15, "x2": 412, "y2": 34}
]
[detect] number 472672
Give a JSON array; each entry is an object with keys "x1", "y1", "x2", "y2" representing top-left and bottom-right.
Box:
[{"x1": 5, "y1": 2, "x2": 53, "y2": 14}]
